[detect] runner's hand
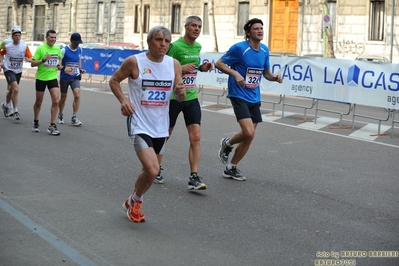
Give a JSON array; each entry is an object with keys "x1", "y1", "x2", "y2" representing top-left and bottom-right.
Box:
[
  {"x1": 120, "y1": 98, "x2": 135, "y2": 116},
  {"x1": 182, "y1": 63, "x2": 196, "y2": 73},
  {"x1": 174, "y1": 82, "x2": 186, "y2": 102},
  {"x1": 201, "y1": 62, "x2": 213, "y2": 72},
  {"x1": 234, "y1": 72, "x2": 245, "y2": 86}
]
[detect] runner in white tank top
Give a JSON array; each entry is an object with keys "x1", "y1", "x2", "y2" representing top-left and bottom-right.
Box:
[
  {"x1": 0, "y1": 26, "x2": 32, "y2": 120},
  {"x1": 127, "y1": 51, "x2": 175, "y2": 138},
  {"x1": 109, "y1": 26, "x2": 185, "y2": 223}
]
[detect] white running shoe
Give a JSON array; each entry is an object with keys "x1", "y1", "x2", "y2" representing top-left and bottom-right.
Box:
[
  {"x1": 1, "y1": 102, "x2": 8, "y2": 117},
  {"x1": 57, "y1": 114, "x2": 64, "y2": 124},
  {"x1": 32, "y1": 122, "x2": 40, "y2": 133},
  {"x1": 47, "y1": 124, "x2": 60, "y2": 136},
  {"x1": 71, "y1": 116, "x2": 82, "y2": 126},
  {"x1": 6, "y1": 108, "x2": 14, "y2": 117},
  {"x1": 13, "y1": 112, "x2": 20, "y2": 120}
]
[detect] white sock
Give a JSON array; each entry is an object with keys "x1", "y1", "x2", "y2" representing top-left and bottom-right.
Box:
[
  {"x1": 132, "y1": 194, "x2": 143, "y2": 202},
  {"x1": 227, "y1": 163, "x2": 236, "y2": 170}
]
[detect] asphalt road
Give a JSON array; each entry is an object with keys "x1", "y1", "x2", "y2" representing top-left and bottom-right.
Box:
[{"x1": 1, "y1": 78, "x2": 398, "y2": 266}]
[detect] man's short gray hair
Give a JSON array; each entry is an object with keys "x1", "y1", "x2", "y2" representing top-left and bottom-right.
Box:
[
  {"x1": 147, "y1": 26, "x2": 171, "y2": 42},
  {"x1": 185, "y1": 16, "x2": 202, "y2": 25}
]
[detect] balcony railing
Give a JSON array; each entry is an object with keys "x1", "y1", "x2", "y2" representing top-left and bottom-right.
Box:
[
  {"x1": 44, "y1": 0, "x2": 66, "y2": 7},
  {"x1": 17, "y1": 0, "x2": 33, "y2": 7}
]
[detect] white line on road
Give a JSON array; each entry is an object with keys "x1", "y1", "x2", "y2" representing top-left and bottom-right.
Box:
[
  {"x1": 0, "y1": 198, "x2": 99, "y2": 266},
  {"x1": 81, "y1": 87, "x2": 399, "y2": 149},
  {"x1": 349, "y1": 124, "x2": 392, "y2": 141}
]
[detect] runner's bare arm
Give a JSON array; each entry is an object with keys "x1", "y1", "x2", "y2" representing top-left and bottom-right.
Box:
[
  {"x1": 109, "y1": 56, "x2": 137, "y2": 116},
  {"x1": 263, "y1": 69, "x2": 282, "y2": 83},
  {"x1": 215, "y1": 58, "x2": 245, "y2": 86},
  {"x1": 31, "y1": 53, "x2": 52, "y2": 67}
]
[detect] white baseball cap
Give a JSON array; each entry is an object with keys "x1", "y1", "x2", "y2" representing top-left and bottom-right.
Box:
[{"x1": 11, "y1": 25, "x2": 22, "y2": 34}]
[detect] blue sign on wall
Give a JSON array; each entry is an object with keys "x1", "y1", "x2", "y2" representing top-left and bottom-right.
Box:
[{"x1": 81, "y1": 48, "x2": 144, "y2": 75}]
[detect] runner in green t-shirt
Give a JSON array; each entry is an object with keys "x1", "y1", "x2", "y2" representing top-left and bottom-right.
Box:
[
  {"x1": 167, "y1": 37, "x2": 202, "y2": 102},
  {"x1": 30, "y1": 29, "x2": 63, "y2": 135},
  {"x1": 155, "y1": 16, "x2": 213, "y2": 191}
]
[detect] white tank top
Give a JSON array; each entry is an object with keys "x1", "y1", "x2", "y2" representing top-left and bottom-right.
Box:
[
  {"x1": 3, "y1": 42, "x2": 28, "y2": 74},
  {"x1": 127, "y1": 52, "x2": 175, "y2": 138}
]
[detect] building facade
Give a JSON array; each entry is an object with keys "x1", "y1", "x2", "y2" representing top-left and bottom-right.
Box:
[{"x1": 1, "y1": 0, "x2": 398, "y2": 62}]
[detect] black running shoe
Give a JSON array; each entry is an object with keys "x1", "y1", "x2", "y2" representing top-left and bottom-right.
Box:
[
  {"x1": 223, "y1": 166, "x2": 246, "y2": 181},
  {"x1": 188, "y1": 173, "x2": 207, "y2": 190},
  {"x1": 153, "y1": 166, "x2": 164, "y2": 184}
]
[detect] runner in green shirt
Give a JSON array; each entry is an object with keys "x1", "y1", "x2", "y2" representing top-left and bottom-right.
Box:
[
  {"x1": 167, "y1": 37, "x2": 202, "y2": 102},
  {"x1": 155, "y1": 16, "x2": 213, "y2": 190},
  {"x1": 30, "y1": 29, "x2": 63, "y2": 135}
]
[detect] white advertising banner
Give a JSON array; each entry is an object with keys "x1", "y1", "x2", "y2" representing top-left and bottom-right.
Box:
[
  {"x1": 198, "y1": 52, "x2": 228, "y2": 88},
  {"x1": 198, "y1": 53, "x2": 399, "y2": 110}
]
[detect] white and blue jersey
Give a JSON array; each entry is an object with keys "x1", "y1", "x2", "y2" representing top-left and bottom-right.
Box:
[
  {"x1": 60, "y1": 46, "x2": 82, "y2": 80},
  {"x1": 220, "y1": 40, "x2": 270, "y2": 103}
]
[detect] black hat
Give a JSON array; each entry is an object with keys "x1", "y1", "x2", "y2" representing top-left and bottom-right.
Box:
[{"x1": 71, "y1": 32, "x2": 83, "y2": 44}]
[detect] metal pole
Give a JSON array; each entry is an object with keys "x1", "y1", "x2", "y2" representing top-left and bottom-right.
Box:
[
  {"x1": 106, "y1": 0, "x2": 111, "y2": 46},
  {"x1": 323, "y1": 6, "x2": 328, "y2": 57},
  {"x1": 390, "y1": 0, "x2": 395, "y2": 62},
  {"x1": 139, "y1": 0, "x2": 143, "y2": 50}
]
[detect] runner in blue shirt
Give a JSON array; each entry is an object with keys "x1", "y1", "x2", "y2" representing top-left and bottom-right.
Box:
[
  {"x1": 58, "y1": 32, "x2": 85, "y2": 126},
  {"x1": 215, "y1": 18, "x2": 283, "y2": 181}
]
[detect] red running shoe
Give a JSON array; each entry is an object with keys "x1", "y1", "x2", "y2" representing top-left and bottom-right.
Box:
[{"x1": 126, "y1": 199, "x2": 145, "y2": 223}]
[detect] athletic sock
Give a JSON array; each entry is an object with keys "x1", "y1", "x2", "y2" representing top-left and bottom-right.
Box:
[
  {"x1": 132, "y1": 194, "x2": 143, "y2": 202},
  {"x1": 227, "y1": 163, "x2": 236, "y2": 170},
  {"x1": 7, "y1": 101, "x2": 13, "y2": 109}
]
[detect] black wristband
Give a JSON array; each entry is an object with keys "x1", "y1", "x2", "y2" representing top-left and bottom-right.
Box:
[
  {"x1": 42, "y1": 59, "x2": 46, "y2": 63},
  {"x1": 198, "y1": 64, "x2": 203, "y2": 72}
]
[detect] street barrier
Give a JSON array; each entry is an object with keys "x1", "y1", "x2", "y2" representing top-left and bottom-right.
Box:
[
  {"x1": 281, "y1": 96, "x2": 316, "y2": 121},
  {"x1": 21, "y1": 49, "x2": 399, "y2": 136},
  {"x1": 391, "y1": 110, "x2": 399, "y2": 137},
  {"x1": 200, "y1": 86, "x2": 227, "y2": 107},
  {"x1": 315, "y1": 100, "x2": 352, "y2": 128},
  {"x1": 261, "y1": 94, "x2": 283, "y2": 116},
  {"x1": 351, "y1": 104, "x2": 390, "y2": 135}
]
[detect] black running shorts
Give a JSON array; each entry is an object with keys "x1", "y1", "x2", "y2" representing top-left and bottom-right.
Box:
[
  {"x1": 230, "y1": 97, "x2": 263, "y2": 123},
  {"x1": 35, "y1": 78, "x2": 59, "y2": 92},
  {"x1": 130, "y1": 133, "x2": 167, "y2": 155},
  {"x1": 169, "y1": 99, "x2": 201, "y2": 128}
]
